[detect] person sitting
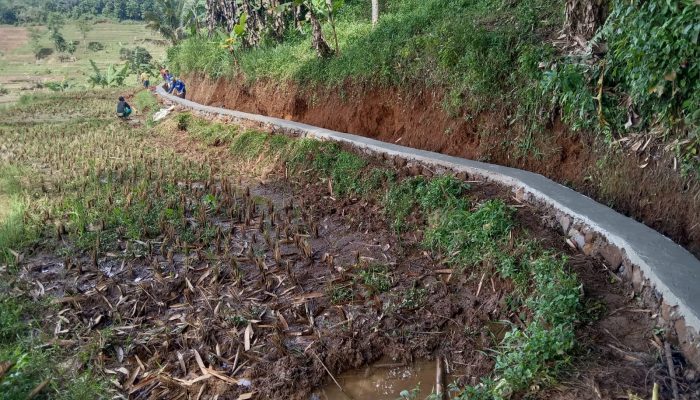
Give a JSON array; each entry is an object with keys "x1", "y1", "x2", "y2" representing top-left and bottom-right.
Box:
[
  {"x1": 168, "y1": 78, "x2": 186, "y2": 98},
  {"x1": 116, "y1": 96, "x2": 132, "y2": 118}
]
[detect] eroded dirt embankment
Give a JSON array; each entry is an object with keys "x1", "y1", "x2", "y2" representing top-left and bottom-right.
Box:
[{"x1": 185, "y1": 74, "x2": 700, "y2": 258}]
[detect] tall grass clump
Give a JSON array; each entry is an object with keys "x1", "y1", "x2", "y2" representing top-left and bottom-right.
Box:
[
  {"x1": 0, "y1": 166, "x2": 36, "y2": 266},
  {"x1": 134, "y1": 90, "x2": 159, "y2": 113},
  {"x1": 167, "y1": 35, "x2": 235, "y2": 79}
]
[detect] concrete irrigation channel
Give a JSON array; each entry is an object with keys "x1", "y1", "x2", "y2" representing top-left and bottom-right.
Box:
[{"x1": 156, "y1": 86, "x2": 700, "y2": 370}]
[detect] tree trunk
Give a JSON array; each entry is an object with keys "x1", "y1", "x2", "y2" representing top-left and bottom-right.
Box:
[
  {"x1": 205, "y1": 0, "x2": 216, "y2": 35},
  {"x1": 206, "y1": 0, "x2": 238, "y2": 35},
  {"x1": 242, "y1": 0, "x2": 261, "y2": 47},
  {"x1": 563, "y1": 0, "x2": 606, "y2": 41},
  {"x1": 309, "y1": 9, "x2": 333, "y2": 58},
  {"x1": 371, "y1": 0, "x2": 379, "y2": 26},
  {"x1": 270, "y1": 0, "x2": 285, "y2": 40}
]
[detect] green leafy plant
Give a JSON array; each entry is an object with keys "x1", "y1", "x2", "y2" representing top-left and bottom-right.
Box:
[
  {"x1": 87, "y1": 60, "x2": 130, "y2": 88},
  {"x1": 357, "y1": 263, "x2": 392, "y2": 294},
  {"x1": 327, "y1": 284, "x2": 354, "y2": 304}
]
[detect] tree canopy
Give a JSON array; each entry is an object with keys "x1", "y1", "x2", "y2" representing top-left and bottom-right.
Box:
[{"x1": 0, "y1": 0, "x2": 160, "y2": 24}]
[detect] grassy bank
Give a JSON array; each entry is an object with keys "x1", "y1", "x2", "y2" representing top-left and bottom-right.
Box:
[{"x1": 167, "y1": 0, "x2": 699, "y2": 175}]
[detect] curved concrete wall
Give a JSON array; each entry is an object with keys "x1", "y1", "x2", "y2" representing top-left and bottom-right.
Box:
[{"x1": 156, "y1": 87, "x2": 700, "y2": 366}]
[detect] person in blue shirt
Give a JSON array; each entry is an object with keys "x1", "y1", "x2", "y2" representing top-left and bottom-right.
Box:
[{"x1": 168, "y1": 78, "x2": 186, "y2": 98}]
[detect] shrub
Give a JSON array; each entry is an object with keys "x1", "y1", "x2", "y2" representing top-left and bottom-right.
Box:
[
  {"x1": 35, "y1": 47, "x2": 54, "y2": 60},
  {"x1": 87, "y1": 41, "x2": 105, "y2": 52}
]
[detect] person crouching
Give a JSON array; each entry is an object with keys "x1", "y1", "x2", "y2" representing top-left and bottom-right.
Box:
[{"x1": 116, "y1": 96, "x2": 132, "y2": 118}]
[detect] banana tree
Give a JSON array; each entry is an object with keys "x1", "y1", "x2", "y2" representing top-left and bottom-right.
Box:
[
  {"x1": 87, "y1": 61, "x2": 130, "y2": 88},
  {"x1": 293, "y1": 0, "x2": 343, "y2": 57},
  {"x1": 144, "y1": 0, "x2": 201, "y2": 45},
  {"x1": 220, "y1": 12, "x2": 248, "y2": 61}
]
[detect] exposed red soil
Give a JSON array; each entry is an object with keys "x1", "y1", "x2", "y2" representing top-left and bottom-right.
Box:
[{"x1": 184, "y1": 74, "x2": 700, "y2": 259}]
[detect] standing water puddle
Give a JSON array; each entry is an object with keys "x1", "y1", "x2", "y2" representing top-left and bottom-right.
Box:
[{"x1": 315, "y1": 358, "x2": 458, "y2": 400}]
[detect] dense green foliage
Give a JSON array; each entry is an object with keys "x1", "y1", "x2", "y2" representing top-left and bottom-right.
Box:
[
  {"x1": 540, "y1": 0, "x2": 700, "y2": 174},
  {"x1": 0, "y1": 0, "x2": 159, "y2": 24},
  {"x1": 171, "y1": 0, "x2": 559, "y2": 115}
]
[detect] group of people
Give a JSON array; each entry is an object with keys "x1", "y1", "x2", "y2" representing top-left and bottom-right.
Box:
[
  {"x1": 160, "y1": 67, "x2": 187, "y2": 98},
  {"x1": 117, "y1": 66, "x2": 188, "y2": 119}
]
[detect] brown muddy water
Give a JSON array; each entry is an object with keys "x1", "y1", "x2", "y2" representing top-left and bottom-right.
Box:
[{"x1": 315, "y1": 358, "x2": 456, "y2": 400}]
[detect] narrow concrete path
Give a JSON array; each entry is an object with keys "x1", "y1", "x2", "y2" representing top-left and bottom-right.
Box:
[{"x1": 156, "y1": 87, "x2": 700, "y2": 338}]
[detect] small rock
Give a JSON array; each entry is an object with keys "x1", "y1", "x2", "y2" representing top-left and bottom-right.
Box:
[
  {"x1": 569, "y1": 229, "x2": 585, "y2": 250},
  {"x1": 600, "y1": 244, "x2": 624, "y2": 271},
  {"x1": 558, "y1": 215, "x2": 571, "y2": 233},
  {"x1": 631, "y1": 265, "x2": 644, "y2": 291},
  {"x1": 684, "y1": 368, "x2": 697, "y2": 381},
  {"x1": 661, "y1": 302, "x2": 675, "y2": 323},
  {"x1": 407, "y1": 165, "x2": 421, "y2": 176},
  {"x1": 394, "y1": 156, "x2": 407, "y2": 168}
]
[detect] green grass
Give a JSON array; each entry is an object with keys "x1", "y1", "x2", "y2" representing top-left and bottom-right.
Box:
[
  {"x1": 133, "y1": 89, "x2": 158, "y2": 112},
  {"x1": 0, "y1": 165, "x2": 36, "y2": 267},
  {"x1": 230, "y1": 130, "x2": 269, "y2": 158},
  {"x1": 382, "y1": 175, "x2": 581, "y2": 399},
  {"x1": 182, "y1": 114, "x2": 239, "y2": 145},
  {"x1": 170, "y1": 0, "x2": 559, "y2": 119},
  {"x1": 0, "y1": 292, "x2": 107, "y2": 400},
  {"x1": 327, "y1": 283, "x2": 354, "y2": 304},
  {"x1": 357, "y1": 263, "x2": 393, "y2": 294}
]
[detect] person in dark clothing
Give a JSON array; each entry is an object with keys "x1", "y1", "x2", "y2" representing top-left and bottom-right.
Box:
[
  {"x1": 116, "y1": 96, "x2": 132, "y2": 118},
  {"x1": 168, "y1": 78, "x2": 186, "y2": 98}
]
